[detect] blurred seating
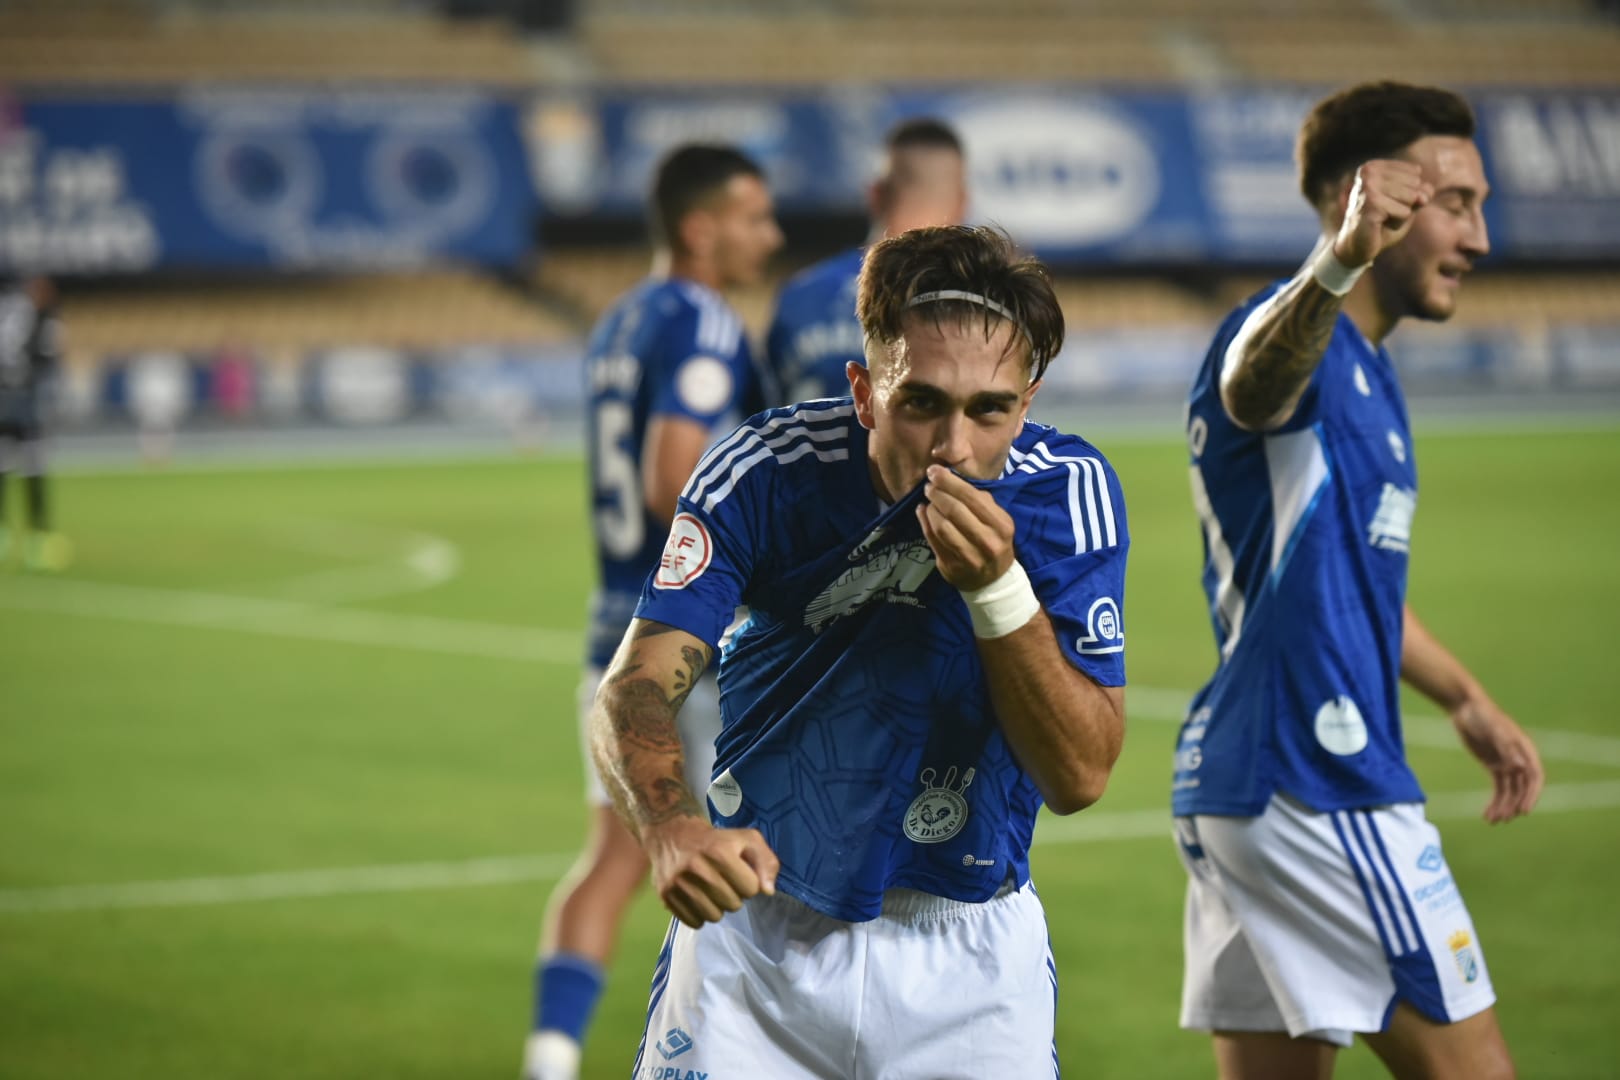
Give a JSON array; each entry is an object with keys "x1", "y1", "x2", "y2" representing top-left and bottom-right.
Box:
[
  {"x1": 61, "y1": 270, "x2": 575, "y2": 354},
  {"x1": 0, "y1": 4, "x2": 539, "y2": 85}
]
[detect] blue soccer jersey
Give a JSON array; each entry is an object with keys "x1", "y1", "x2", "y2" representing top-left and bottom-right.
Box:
[
  {"x1": 1173, "y1": 281, "x2": 1423, "y2": 817},
  {"x1": 635, "y1": 400, "x2": 1129, "y2": 922},
  {"x1": 585, "y1": 277, "x2": 763, "y2": 667},
  {"x1": 762, "y1": 247, "x2": 866, "y2": 405}
]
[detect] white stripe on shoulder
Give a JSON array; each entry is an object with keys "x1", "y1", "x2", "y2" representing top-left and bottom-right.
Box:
[
  {"x1": 684, "y1": 405, "x2": 855, "y2": 509},
  {"x1": 1008, "y1": 439, "x2": 1120, "y2": 553},
  {"x1": 679, "y1": 282, "x2": 742, "y2": 356}
]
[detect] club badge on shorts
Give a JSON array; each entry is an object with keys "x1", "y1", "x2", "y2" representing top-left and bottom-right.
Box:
[{"x1": 904, "y1": 766, "x2": 975, "y2": 843}]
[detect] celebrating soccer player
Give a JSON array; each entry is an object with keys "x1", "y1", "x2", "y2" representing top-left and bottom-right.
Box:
[
  {"x1": 594, "y1": 224, "x2": 1129, "y2": 1075},
  {"x1": 1173, "y1": 81, "x2": 1544, "y2": 1080}
]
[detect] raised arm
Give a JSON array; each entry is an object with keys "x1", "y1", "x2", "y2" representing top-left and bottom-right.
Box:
[
  {"x1": 590, "y1": 618, "x2": 778, "y2": 926},
  {"x1": 1220, "y1": 161, "x2": 1432, "y2": 431},
  {"x1": 918, "y1": 466, "x2": 1124, "y2": 815},
  {"x1": 1401, "y1": 605, "x2": 1543, "y2": 823}
]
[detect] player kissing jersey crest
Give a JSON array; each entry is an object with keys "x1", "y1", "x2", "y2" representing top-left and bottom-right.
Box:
[{"x1": 635, "y1": 401, "x2": 1130, "y2": 921}]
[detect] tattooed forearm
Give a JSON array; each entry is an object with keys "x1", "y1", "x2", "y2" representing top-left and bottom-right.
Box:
[
  {"x1": 592, "y1": 620, "x2": 716, "y2": 834},
  {"x1": 1220, "y1": 274, "x2": 1345, "y2": 431}
]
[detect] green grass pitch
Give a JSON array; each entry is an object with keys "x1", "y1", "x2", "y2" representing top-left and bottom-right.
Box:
[{"x1": 1, "y1": 424, "x2": 1617, "y2": 1078}]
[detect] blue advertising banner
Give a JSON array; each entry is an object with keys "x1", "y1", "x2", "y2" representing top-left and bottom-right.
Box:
[
  {"x1": 0, "y1": 87, "x2": 538, "y2": 273},
  {"x1": 527, "y1": 84, "x2": 1620, "y2": 266}
]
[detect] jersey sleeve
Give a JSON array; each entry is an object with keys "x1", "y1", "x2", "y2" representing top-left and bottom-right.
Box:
[
  {"x1": 648, "y1": 298, "x2": 751, "y2": 427},
  {"x1": 1003, "y1": 450, "x2": 1130, "y2": 687},
  {"x1": 632, "y1": 423, "x2": 765, "y2": 648}
]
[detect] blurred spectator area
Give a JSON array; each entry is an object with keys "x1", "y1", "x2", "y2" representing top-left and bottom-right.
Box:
[
  {"x1": 0, "y1": 0, "x2": 543, "y2": 85},
  {"x1": 3, "y1": 0, "x2": 1615, "y2": 87},
  {"x1": 60, "y1": 269, "x2": 572, "y2": 365},
  {"x1": 570, "y1": 0, "x2": 1620, "y2": 86}
]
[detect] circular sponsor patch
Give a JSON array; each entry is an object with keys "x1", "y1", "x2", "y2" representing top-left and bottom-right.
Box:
[
  {"x1": 904, "y1": 787, "x2": 969, "y2": 844},
  {"x1": 1314, "y1": 695, "x2": 1369, "y2": 756},
  {"x1": 653, "y1": 512, "x2": 712, "y2": 589},
  {"x1": 676, "y1": 356, "x2": 733, "y2": 415}
]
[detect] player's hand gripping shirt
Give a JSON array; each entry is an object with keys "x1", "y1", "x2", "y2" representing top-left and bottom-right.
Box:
[
  {"x1": 636, "y1": 400, "x2": 1129, "y2": 922},
  {"x1": 1174, "y1": 281, "x2": 1423, "y2": 817},
  {"x1": 762, "y1": 248, "x2": 866, "y2": 405},
  {"x1": 586, "y1": 277, "x2": 763, "y2": 667}
]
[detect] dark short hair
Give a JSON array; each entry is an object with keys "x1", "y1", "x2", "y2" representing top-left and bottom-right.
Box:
[
  {"x1": 886, "y1": 116, "x2": 963, "y2": 156},
  {"x1": 857, "y1": 225, "x2": 1064, "y2": 382},
  {"x1": 649, "y1": 143, "x2": 765, "y2": 253},
  {"x1": 1297, "y1": 81, "x2": 1476, "y2": 210}
]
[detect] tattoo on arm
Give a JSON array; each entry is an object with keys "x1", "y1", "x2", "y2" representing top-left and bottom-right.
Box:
[
  {"x1": 601, "y1": 622, "x2": 712, "y2": 827},
  {"x1": 1222, "y1": 275, "x2": 1344, "y2": 430}
]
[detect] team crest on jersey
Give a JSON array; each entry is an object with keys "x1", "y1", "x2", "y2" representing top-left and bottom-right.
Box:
[
  {"x1": 654, "y1": 513, "x2": 712, "y2": 589},
  {"x1": 1448, "y1": 930, "x2": 1480, "y2": 984},
  {"x1": 804, "y1": 538, "x2": 935, "y2": 632},
  {"x1": 1076, "y1": 596, "x2": 1124, "y2": 655},
  {"x1": 903, "y1": 766, "x2": 975, "y2": 844}
]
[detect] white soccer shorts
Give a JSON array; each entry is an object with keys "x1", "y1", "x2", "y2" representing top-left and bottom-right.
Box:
[
  {"x1": 632, "y1": 881, "x2": 1060, "y2": 1079},
  {"x1": 578, "y1": 665, "x2": 720, "y2": 808},
  {"x1": 1176, "y1": 793, "x2": 1496, "y2": 1046}
]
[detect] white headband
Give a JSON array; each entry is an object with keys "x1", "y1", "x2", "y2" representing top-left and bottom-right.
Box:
[{"x1": 904, "y1": 289, "x2": 1029, "y2": 342}]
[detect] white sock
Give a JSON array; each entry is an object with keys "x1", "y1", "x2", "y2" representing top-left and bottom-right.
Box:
[{"x1": 523, "y1": 1031, "x2": 581, "y2": 1080}]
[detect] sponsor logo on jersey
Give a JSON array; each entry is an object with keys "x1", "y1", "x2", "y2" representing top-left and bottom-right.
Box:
[
  {"x1": 903, "y1": 766, "x2": 975, "y2": 844},
  {"x1": 656, "y1": 1026, "x2": 694, "y2": 1060},
  {"x1": 1314, "y1": 696, "x2": 1369, "y2": 756},
  {"x1": 653, "y1": 513, "x2": 713, "y2": 589},
  {"x1": 805, "y1": 538, "x2": 935, "y2": 632},
  {"x1": 1448, "y1": 929, "x2": 1480, "y2": 984},
  {"x1": 960, "y1": 853, "x2": 996, "y2": 867},
  {"x1": 1076, "y1": 596, "x2": 1124, "y2": 655},
  {"x1": 706, "y1": 768, "x2": 743, "y2": 817},
  {"x1": 675, "y1": 355, "x2": 734, "y2": 415},
  {"x1": 1367, "y1": 483, "x2": 1417, "y2": 553},
  {"x1": 1417, "y1": 845, "x2": 1444, "y2": 873}
]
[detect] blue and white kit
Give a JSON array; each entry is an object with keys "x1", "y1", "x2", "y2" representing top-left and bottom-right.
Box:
[
  {"x1": 630, "y1": 400, "x2": 1128, "y2": 1075},
  {"x1": 762, "y1": 248, "x2": 866, "y2": 405},
  {"x1": 581, "y1": 276, "x2": 762, "y2": 802},
  {"x1": 1174, "y1": 280, "x2": 1495, "y2": 1040}
]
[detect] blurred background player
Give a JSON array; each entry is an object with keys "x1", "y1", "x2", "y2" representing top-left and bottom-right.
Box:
[
  {"x1": 0, "y1": 275, "x2": 69, "y2": 571},
  {"x1": 1173, "y1": 81, "x2": 1544, "y2": 1080},
  {"x1": 762, "y1": 117, "x2": 966, "y2": 405},
  {"x1": 522, "y1": 143, "x2": 782, "y2": 1080}
]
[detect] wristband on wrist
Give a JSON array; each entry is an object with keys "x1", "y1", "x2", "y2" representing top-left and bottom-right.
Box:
[
  {"x1": 960, "y1": 559, "x2": 1040, "y2": 639},
  {"x1": 1310, "y1": 245, "x2": 1367, "y2": 296}
]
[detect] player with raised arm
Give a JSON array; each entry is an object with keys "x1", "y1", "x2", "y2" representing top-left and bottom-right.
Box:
[
  {"x1": 595, "y1": 224, "x2": 1129, "y2": 1076},
  {"x1": 763, "y1": 117, "x2": 966, "y2": 405},
  {"x1": 1174, "y1": 81, "x2": 1544, "y2": 1080},
  {"x1": 522, "y1": 144, "x2": 781, "y2": 1080}
]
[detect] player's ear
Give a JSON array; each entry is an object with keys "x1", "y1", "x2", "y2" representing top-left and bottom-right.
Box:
[{"x1": 848, "y1": 360, "x2": 876, "y2": 430}]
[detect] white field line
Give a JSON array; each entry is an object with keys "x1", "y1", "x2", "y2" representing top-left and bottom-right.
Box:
[
  {"x1": 244, "y1": 519, "x2": 462, "y2": 606},
  {"x1": 0, "y1": 576, "x2": 577, "y2": 664},
  {"x1": 2, "y1": 578, "x2": 1616, "y2": 914}
]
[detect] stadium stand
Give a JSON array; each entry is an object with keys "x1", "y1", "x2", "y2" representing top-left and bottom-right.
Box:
[{"x1": 60, "y1": 271, "x2": 575, "y2": 354}]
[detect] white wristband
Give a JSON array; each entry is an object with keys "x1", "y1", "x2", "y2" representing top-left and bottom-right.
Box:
[
  {"x1": 1310, "y1": 245, "x2": 1367, "y2": 297},
  {"x1": 960, "y1": 559, "x2": 1041, "y2": 640}
]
